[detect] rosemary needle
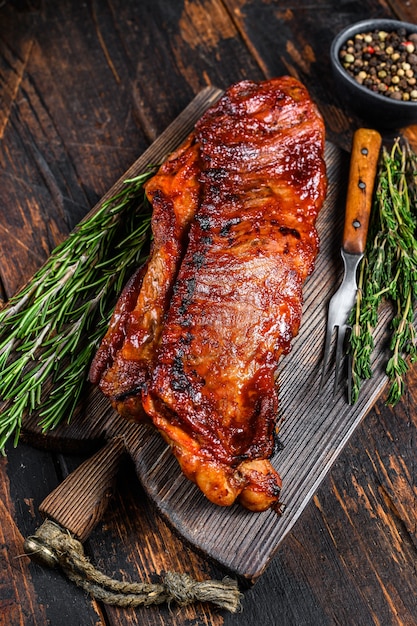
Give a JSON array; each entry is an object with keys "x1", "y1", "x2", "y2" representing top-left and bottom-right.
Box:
[
  {"x1": 348, "y1": 139, "x2": 417, "y2": 405},
  {"x1": 0, "y1": 168, "x2": 156, "y2": 452}
]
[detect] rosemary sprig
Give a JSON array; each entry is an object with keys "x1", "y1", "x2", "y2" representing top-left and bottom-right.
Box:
[
  {"x1": 0, "y1": 168, "x2": 156, "y2": 451},
  {"x1": 348, "y1": 139, "x2": 417, "y2": 405}
]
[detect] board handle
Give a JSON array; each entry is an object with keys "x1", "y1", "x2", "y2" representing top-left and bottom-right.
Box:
[{"x1": 40, "y1": 437, "x2": 126, "y2": 543}]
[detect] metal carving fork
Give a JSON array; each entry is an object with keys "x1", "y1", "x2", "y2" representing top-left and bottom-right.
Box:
[{"x1": 320, "y1": 128, "x2": 382, "y2": 397}]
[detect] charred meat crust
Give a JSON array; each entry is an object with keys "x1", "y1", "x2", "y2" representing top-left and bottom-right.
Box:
[{"x1": 90, "y1": 77, "x2": 327, "y2": 512}]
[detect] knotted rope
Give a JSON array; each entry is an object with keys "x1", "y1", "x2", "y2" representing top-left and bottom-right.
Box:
[{"x1": 24, "y1": 520, "x2": 242, "y2": 613}]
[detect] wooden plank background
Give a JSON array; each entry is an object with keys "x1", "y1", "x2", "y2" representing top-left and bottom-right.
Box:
[{"x1": 1, "y1": 1, "x2": 417, "y2": 625}]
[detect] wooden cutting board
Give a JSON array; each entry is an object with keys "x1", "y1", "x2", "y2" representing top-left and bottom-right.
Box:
[{"x1": 19, "y1": 86, "x2": 394, "y2": 583}]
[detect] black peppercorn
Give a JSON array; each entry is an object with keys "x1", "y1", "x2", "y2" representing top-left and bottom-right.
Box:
[{"x1": 338, "y1": 27, "x2": 417, "y2": 101}]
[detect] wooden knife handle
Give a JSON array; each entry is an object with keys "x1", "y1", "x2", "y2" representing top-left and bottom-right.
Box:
[
  {"x1": 39, "y1": 437, "x2": 126, "y2": 542},
  {"x1": 342, "y1": 128, "x2": 382, "y2": 255}
]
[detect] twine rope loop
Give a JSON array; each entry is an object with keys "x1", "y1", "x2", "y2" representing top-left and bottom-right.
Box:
[{"x1": 24, "y1": 519, "x2": 242, "y2": 613}]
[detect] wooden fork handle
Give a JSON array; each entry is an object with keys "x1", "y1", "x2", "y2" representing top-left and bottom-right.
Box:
[{"x1": 342, "y1": 128, "x2": 382, "y2": 256}]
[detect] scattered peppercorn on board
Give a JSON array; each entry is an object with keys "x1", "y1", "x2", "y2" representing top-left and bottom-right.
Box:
[{"x1": 19, "y1": 89, "x2": 397, "y2": 582}]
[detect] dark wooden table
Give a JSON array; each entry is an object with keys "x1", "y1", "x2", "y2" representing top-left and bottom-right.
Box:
[{"x1": 2, "y1": 1, "x2": 417, "y2": 624}]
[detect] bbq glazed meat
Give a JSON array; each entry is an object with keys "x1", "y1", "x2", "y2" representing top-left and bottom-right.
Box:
[
  {"x1": 90, "y1": 77, "x2": 327, "y2": 513},
  {"x1": 89, "y1": 133, "x2": 201, "y2": 418}
]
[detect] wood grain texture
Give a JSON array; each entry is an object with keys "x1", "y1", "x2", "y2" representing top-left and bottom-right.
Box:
[
  {"x1": 387, "y1": 0, "x2": 417, "y2": 24},
  {"x1": 2, "y1": 0, "x2": 417, "y2": 624},
  {"x1": 0, "y1": 455, "x2": 48, "y2": 625},
  {"x1": 342, "y1": 128, "x2": 382, "y2": 255},
  {"x1": 39, "y1": 437, "x2": 126, "y2": 541},
  {"x1": 1, "y1": 445, "x2": 103, "y2": 625},
  {"x1": 222, "y1": 0, "x2": 399, "y2": 150}
]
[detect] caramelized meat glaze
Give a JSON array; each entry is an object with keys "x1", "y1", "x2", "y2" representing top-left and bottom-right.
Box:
[{"x1": 89, "y1": 77, "x2": 327, "y2": 512}]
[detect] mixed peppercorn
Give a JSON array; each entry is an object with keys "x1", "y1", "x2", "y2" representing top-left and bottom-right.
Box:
[{"x1": 339, "y1": 28, "x2": 417, "y2": 101}]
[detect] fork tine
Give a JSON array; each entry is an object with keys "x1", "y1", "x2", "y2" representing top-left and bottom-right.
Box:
[
  {"x1": 347, "y1": 351, "x2": 353, "y2": 405},
  {"x1": 318, "y1": 322, "x2": 335, "y2": 393},
  {"x1": 332, "y1": 325, "x2": 346, "y2": 396}
]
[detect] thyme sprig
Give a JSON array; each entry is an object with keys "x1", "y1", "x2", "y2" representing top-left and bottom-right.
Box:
[
  {"x1": 348, "y1": 139, "x2": 417, "y2": 405},
  {"x1": 0, "y1": 168, "x2": 156, "y2": 451}
]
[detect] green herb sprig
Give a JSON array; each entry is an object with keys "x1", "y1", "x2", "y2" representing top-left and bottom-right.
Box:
[
  {"x1": 0, "y1": 169, "x2": 156, "y2": 452},
  {"x1": 349, "y1": 139, "x2": 417, "y2": 405}
]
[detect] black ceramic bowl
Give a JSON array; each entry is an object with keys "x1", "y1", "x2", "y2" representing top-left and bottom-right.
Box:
[{"x1": 330, "y1": 19, "x2": 417, "y2": 129}]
